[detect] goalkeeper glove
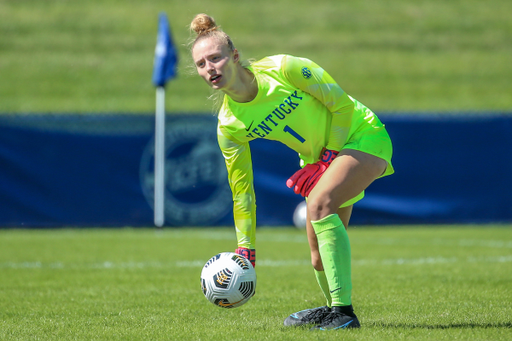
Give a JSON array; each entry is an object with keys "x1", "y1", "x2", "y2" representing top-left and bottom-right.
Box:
[
  {"x1": 235, "y1": 247, "x2": 256, "y2": 267},
  {"x1": 286, "y1": 148, "x2": 339, "y2": 197}
]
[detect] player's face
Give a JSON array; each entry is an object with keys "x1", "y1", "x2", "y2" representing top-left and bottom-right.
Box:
[{"x1": 193, "y1": 37, "x2": 238, "y2": 90}]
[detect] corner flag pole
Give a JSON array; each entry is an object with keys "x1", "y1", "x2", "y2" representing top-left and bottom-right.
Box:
[
  {"x1": 152, "y1": 12, "x2": 177, "y2": 227},
  {"x1": 154, "y1": 87, "x2": 166, "y2": 227}
]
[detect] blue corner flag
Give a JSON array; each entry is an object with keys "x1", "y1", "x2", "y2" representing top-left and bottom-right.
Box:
[{"x1": 152, "y1": 13, "x2": 177, "y2": 87}]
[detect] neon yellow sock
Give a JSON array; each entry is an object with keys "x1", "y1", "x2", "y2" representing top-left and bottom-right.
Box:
[
  {"x1": 311, "y1": 214, "x2": 352, "y2": 306},
  {"x1": 314, "y1": 269, "x2": 332, "y2": 308}
]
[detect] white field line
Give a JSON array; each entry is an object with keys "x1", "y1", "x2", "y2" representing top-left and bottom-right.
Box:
[
  {"x1": 161, "y1": 231, "x2": 512, "y2": 249},
  {"x1": 1, "y1": 255, "x2": 512, "y2": 269},
  {"x1": 351, "y1": 238, "x2": 512, "y2": 249}
]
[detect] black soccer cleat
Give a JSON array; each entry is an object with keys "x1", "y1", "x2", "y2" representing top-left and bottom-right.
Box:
[
  {"x1": 311, "y1": 306, "x2": 361, "y2": 330},
  {"x1": 283, "y1": 306, "x2": 331, "y2": 326}
]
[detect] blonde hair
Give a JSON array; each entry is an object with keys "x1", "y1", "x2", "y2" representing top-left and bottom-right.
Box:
[{"x1": 189, "y1": 13, "x2": 235, "y2": 52}]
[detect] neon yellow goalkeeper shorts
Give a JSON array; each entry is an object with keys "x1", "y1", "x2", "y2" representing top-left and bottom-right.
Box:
[{"x1": 339, "y1": 124, "x2": 394, "y2": 208}]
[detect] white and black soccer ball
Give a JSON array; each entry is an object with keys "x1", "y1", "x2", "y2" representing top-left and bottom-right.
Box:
[{"x1": 200, "y1": 252, "x2": 256, "y2": 308}]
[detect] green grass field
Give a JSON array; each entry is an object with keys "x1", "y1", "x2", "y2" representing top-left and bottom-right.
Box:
[
  {"x1": 1, "y1": 0, "x2": 511, "y2": 113},
  {"x1": 1, "y1": 226, "x2": 511, "y2": 340}
]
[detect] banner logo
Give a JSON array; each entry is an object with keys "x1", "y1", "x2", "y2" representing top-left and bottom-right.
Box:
[{"x1": 140, "y1": 118, "x2": 232, "y2": 226}]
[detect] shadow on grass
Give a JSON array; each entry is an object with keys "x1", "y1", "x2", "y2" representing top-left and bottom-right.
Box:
[{"x1": 374, "y1": 322, "x2": 512, "y2": 329}]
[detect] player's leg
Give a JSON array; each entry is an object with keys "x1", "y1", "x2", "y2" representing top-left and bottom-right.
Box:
[
  {"x1": 308, "y1": 206, "x2": 353, "y2": 311},
  {"x1": 283, "y1": 202, "x2": 357, "y2": 326},
  {"x1": 307, "y1": 205, "x2": 353, "y2": 271},
  {"x1": 283, "y1": 213, "x2": 331, "y2": 327},
  {"x1": 307, "y1": 149, "x2": 387, "y2": 330},
  {"x1": 309, "y1": 149, "x2": 386, "y2": 302},
  {"x1": 284, "y1": 150, "x2": 386, "y2": 328}
]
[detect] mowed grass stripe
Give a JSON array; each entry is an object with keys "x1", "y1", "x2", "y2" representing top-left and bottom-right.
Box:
[{"x1": 2, "y1": 254, "x2": 511, "y2": 269}]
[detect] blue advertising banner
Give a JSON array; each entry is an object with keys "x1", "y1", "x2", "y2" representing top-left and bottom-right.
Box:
[
  {"x1": 351, "y1": 113, "x2": 512, "y2": 224},
  {"x1": 0, "y1": 113, "x2": 510, "y2": 227},
  {"x1": 0, "y1": 114, "x2": 155, "y2": 227}
]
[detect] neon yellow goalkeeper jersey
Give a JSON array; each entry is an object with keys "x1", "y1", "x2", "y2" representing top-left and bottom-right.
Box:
[{"x1": 217, "y1": 54, "x2": 389, "y2": 248}]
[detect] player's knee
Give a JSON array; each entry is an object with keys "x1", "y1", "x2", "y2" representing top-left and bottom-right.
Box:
[{"x1": 307, "y1": 195, "x2": 334, "y2": 222}]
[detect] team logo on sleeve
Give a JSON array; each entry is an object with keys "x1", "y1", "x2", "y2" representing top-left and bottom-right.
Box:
[{"x1": 301, "y1": 66, "x2": 312, "y2": 79}]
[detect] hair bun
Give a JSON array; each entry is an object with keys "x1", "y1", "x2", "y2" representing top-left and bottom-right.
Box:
[{"x1": 190, "y1": 13, "x2": 217, "y2": 36}]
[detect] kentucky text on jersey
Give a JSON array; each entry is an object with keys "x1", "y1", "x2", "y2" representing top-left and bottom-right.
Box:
[{"x1": 246, "y1": 90, "x2": 303, "y2": 138}]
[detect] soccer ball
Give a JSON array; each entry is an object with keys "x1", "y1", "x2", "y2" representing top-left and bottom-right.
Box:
[
  {"x1": 293, "y1": 201, "x2": 307, "y2": 229},
  {"x1": 200, "y1": 252, "x2": 256, "y2": 308}
]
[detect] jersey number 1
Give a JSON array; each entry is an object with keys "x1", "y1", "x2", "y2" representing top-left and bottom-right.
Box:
[{"x1": 283, "y1": 125, "x2": 305, "y2": 143}]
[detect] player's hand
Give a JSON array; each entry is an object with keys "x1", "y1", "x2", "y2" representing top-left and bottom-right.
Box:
[
  {"x1": 235, "y1": 247, "x2": 256, "y2": 267},
  {"x1": 286, "y1": 148, "x2": 339, "y2": 197}
]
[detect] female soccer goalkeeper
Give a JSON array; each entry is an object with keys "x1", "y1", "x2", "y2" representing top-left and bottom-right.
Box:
[{"x1": 189, "y1": 13, "x2": 394, "y2": 331}]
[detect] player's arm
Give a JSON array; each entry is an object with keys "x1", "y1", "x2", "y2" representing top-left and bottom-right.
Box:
[
  {"x1": 217, "y1": 124, "x2": 257, "y2": 251},
  {"x1": 282, "y1": 55, "x2": 355, "y2": 152}
]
